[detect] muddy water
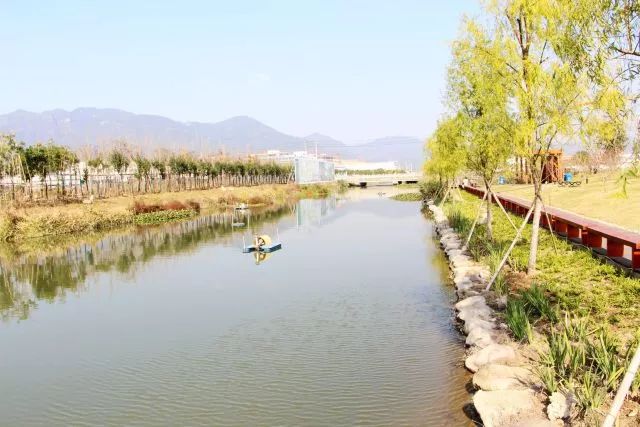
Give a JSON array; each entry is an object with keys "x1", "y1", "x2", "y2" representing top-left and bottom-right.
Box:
[{"x1": 0, "y1": 191, "x2": 471, "y2": 426}]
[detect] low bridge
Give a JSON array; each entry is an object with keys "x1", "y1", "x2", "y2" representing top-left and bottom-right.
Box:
[{"x1": 338, "y1": 173, "x2": 422, "y2": 187}]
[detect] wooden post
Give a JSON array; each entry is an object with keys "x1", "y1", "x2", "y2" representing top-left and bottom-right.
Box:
[
  {"x1": 607, "y1": 240, "x2": 625, "y2": 258},
  {"x1": 588, "y1": 234, "x2": 603, "y2": 249},
  {"x1": 631, "y1": 249, "x2": 640, "y2": 270},
  {"x1": 568, "y1": 225, "x2": 580, "y2": 240},
  {"x1": 555, "y1": 221, "x2": 568, "y2": 235}
]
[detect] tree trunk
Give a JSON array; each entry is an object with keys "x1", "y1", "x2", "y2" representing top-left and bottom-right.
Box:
[
  {"x1": 527, "y1": 194, "x2": 542, "y2": 274},
  {"x1": 486, "y1": 185, "x2": 493, "y2": 241}
]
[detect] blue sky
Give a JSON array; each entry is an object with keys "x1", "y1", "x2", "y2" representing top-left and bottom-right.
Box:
[{"x1": 1, "y1": 0, "x2": 479, "y2": 143}]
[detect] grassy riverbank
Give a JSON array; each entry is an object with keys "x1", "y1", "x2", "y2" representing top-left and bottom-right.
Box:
[
  {"x1": 443, "y1": 192, "x2": 640, "y2": 422},
  {"x1": 496, "y1": 179, "x2": 640, "y2": 232},
  {"x1": 0, "y1": 183, "x2": 336, "y2": 241}
]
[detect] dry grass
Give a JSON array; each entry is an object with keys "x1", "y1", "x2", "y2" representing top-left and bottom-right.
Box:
[
  {"x1": 132, "y1": 199, "x2": 201, "y2": 214},
  {"x1": 496, "y1": 177, "x2": 640, "y2": 231}
]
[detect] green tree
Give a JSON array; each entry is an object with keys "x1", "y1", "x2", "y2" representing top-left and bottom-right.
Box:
[
  {"x1": 133, "y1": 154, "x2": 151, "y2": 192},
  {"x1": 446, "y1": 22, "x2": 515, "y2": 239},
  {"x1": 462, "y1": 0, "x2": 626, "y2": 273},
  {"x1": 424, "y1": 115, "x2": 466, "y2": 191}
]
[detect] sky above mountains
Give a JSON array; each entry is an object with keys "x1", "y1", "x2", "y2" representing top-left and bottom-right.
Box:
[{"x1": 0, "y1": 0, "x2": 479, "y2": 143}]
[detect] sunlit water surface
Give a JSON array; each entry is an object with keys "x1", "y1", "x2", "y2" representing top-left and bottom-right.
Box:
[{"x1": 0, "y1": 191, "x2": 471, "y2": 426}]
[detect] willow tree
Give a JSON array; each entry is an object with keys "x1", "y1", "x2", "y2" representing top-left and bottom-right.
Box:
[
  {"x1": 447, "y1": 21, "x2": 515, "y2": 240},
  {"x1": 561, "y1": 0, "x2": 638, "y2": 181},
  {"x1": 424, "y1": 115, "x2": 466, "y2": 201},
  {"x1": 463, "y1": 0, "x2": 624, "y2": 273}
]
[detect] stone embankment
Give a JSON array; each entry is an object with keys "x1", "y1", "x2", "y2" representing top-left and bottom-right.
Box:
[{"x1": 427, "y1": 201, "x2": 562, "y2": 427}]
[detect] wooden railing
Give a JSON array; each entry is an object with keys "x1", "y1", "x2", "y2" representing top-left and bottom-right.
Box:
[{"x1": 462, "y1": 185, "x2": 640, "y2": 271}]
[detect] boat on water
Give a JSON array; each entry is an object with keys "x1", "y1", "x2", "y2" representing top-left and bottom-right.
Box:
[{"x1": 242, "y1": 234, "x2": 282, "y2": 254}]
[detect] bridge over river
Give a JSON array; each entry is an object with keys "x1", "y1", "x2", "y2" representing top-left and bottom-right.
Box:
[{"x1": 338, "y1": 173, "x2": 422, "y2": 187}]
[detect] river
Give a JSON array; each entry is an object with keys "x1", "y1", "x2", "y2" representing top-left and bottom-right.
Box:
[{"x1": 0, "y1": 190, "x2": 471, "y2": 426}]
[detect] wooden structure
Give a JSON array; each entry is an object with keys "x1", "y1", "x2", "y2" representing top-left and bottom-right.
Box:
[
  {"x1": 463, "y1": 185, "x2": 640, "y2": 272},
  {"x1": 515, "y1": 150, "x2": 563, "y2": 184}
]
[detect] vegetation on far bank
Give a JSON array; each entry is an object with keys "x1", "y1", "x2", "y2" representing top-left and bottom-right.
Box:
[
  {"x1": 0, "y1": 183, "x2": 337, "y2": 241},
  {"x1": 442, "y1": 190, "x2": 640, "y2": 422},
  {"x1": 0, "y1": 134, "x2": 294, "y2": 204}
]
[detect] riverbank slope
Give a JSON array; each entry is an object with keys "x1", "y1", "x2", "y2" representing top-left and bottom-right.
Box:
[
  {"x1": 0, "y1": 183, "x2": 336, "y2": 241},
  {"x1": 434, "y1": 191, "x2": 640, "y2": 426}
]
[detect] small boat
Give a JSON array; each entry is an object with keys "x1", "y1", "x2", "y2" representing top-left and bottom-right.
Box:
[
  {"x1": 242, "y1": 242, "x2": 282, "y2": 253},
  {"x1": 234, "y1": 203, "x2": 249, "y2": 210},
  {"x1": 242, "y1": 234, "x2": 282, "y2": 254}
]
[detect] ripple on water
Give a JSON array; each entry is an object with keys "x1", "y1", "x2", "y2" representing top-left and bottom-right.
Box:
[{"x1": 33, "y1": 286, "x2": 472, "y2": 427}]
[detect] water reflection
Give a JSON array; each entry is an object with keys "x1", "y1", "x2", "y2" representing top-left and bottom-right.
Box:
[
  {"x1": 0, "y1": 204, "x2": 296, "y2": 322},
  {"x1": 0, "y1": 193, "x2": 472, "y2": 426},
  {"x1": 295, "y1": 197, "x2": 338, "y2": 227}
]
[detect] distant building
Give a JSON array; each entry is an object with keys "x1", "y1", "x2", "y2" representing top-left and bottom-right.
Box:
[{"x1": 254, "y1": 149, "x2": 335, "y2": 184}]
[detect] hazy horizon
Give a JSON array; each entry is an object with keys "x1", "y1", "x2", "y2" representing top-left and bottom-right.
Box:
[
  {"x1": 0, "y1": 106, "x2": 421, "y2": 145},
  {"x1": 0, "y1": 0, "x2": 479, "y2": 144}
]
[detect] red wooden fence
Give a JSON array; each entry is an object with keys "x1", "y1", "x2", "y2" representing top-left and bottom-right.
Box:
[{"x1": 462, "y1": 185, "x2": 640, "y2": 272}]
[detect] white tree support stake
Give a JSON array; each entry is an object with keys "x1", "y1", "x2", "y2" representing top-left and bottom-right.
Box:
[
  {"x1": 539, "y1": 199, "x2": 559, "y2": 255},
  {"x1": 462, "y1": 189, "x2": 488, "y2": 251},
  {"x1": 438, "y1": 187, "x2": 452, "y2": 208},
  {"x1": 602, "y1": 342, "x2": 640, "y2": 427},
  {"x1": 486, "y1": 184, "x2": 518, "y2": 232},
  {"x1": 485, "y1": 203, "x2": 534, "y2": 292}
]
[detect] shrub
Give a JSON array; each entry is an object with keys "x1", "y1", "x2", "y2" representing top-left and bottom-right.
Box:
[
  {"x1": 131, "y1": 199, "x2": 201, "y2": 214},
  {"x1": 247, "y1": 195, "x2": 271, "y2": 205},
  {"x1": 133, "y1": 209, "x2": 196, "y2": 224},
  {"x1": 132, "y1": 200, "x2": 162, "y2": 214},
  {"x1": 419, "y1": 179, "x2": 445, "y2": 201}
]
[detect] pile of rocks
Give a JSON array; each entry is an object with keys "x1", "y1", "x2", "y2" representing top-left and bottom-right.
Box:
[{"x1": 427, "y1": 201, "x2": 560, "y2": 427}]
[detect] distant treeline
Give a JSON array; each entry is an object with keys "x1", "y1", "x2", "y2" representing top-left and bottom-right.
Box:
[{"x1": 0, "y1": 135, "x2": 294, "y2": 204}]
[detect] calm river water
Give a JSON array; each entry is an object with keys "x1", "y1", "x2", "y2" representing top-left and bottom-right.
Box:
[{"x1": 0, "y1": 190, "x2": 471, "y2": 426}]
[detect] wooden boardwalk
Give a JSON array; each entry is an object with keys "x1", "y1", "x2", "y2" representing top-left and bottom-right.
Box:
[{"x1": 462, "y1": 185, "x2": 640, "y2": 272}]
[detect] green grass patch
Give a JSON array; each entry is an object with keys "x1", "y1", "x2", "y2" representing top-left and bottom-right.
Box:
[
  {"x1": 444, "y1": 192, "x2": 640, "y2": 333},
  {"x1": 133, "y1": 209, "x2": 197, "y2": 225},
  {"x1": 390, "y1": 192, "x2": 422, "y2": 201}
]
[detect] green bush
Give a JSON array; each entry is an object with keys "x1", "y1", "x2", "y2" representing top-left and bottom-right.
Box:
[
  {"x1": 133, "y1": 209, "x2": 196, "y2": 225},
  {"x1": 419, "y1": 179, "x2": 445, "y2": 201}
]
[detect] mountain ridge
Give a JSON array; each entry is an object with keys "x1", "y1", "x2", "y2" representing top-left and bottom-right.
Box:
[{"x1": 0, "y1": 108, "x2": 424, "y2": 165}]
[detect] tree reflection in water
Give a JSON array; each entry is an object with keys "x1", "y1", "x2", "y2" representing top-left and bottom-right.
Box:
[{"x1": 0, "y1": 204, "x2": 294, "y2": 321}]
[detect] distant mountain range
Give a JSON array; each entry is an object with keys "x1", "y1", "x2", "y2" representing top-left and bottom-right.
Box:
[{"x1": 0, "y1": 108, "x2": 424, "y2": 167}]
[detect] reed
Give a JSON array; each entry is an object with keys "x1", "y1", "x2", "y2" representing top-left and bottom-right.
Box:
[
  {"x1": 521, "y1": 284, "x2": 558, "y2": 322},
  {"x1": 505, "y1": 298, "x2": 533, "y2": 342}
]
